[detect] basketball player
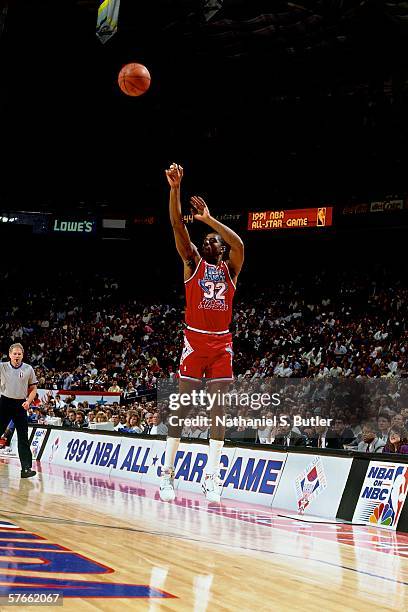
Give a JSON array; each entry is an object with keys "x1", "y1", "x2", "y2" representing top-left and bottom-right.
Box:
[
  {"x1": 160, "y1": 163, "x2": 244, "y2": 502},
  {"x1": 0, "y1": 343, "x2": 37, "y2": 477}
]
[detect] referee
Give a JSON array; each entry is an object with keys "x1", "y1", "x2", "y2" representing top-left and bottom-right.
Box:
[{"x1": 0, "y1": 343, "x2": 37, "y2": 478}]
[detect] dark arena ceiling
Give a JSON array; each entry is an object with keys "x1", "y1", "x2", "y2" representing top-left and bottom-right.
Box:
[{"x1": 1, "y1": 1, "x2": 408, "y2": 213}]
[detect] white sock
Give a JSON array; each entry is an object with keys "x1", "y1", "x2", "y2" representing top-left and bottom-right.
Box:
[
  {"x1": 164, "y1": 437, "x2": 180, "y2": 471},
  {"x1": 206, "y1": 439, "x2": 224, "y2": 476}
]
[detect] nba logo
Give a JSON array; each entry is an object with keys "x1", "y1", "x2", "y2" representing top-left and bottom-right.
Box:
[
  {"x1": 19, "y1": 371, "x2": 24, "y2": 378},
  {"x1": 295, "y1": 457, "x2": 327, "y2": 514},
  {"x1": 49, "y1": 437, "x2": 60, "y2": 463},
  {"x1": 317, "y1": 208, "x2": 326, "y2": 226}
]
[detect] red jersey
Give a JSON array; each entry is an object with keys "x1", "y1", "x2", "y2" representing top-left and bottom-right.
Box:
[{"x1": 184, "y1": 258, "x2": 236, "y2": 334}]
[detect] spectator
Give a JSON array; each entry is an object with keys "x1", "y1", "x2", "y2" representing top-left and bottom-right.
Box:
[
  {"x1": 225, "y1": 423, "x2": 257, "y2": 444},
  {"x1": 302, "y1": 426, "x2": 317, "y2": 445},
  {"x1": 44, "y1": 408, "x2": 57, "y2": 424},
  {"x1": 377, "y1": 413, "x2": 391, "y2": 445},
  {"x1": 356, "y1": 422, "x2": 385, "y2": 453},
  {"x1": 95, "y1": 411, "x2": 108, "y2": 423},
  {"x1": 333, "y1": 417, "x2": 355, "y2": 448},
  {"x1": 349, "y1": 414, "x2": 363, "y2": 440},
  {"x1": 124, "y1": 413, "x2": 143, "y2": 434},
  {"x1": 108, "y1": 381, "x2": 122, "y2": 393},
  {"x1": 54, "y1": 394, "x2": 66, "y2": 409},
  {"x1": 391, "y1": 413, "x2": 405, "y2": 429},
  {"x1": 110, "y1": 414, "x2": 125, "y2": 431},
  {"x1": 123, "y1": 383, "x2": 137, "y2": 403},
  {"x1": 401, "y1": 408, "x2": 408, "y2": 429},
  {"x1": 31, "y1": 393, "x2": 42, "y2": 408},
  {"x1": 256, "y1": 422, "x2": 274, "y2": 444},
  {"x1": 74, "y1": 410, "x2": 87, "y2": 428},
  {"x1": 272, "y1": 416, "x2": 306, "y2": 447},
  {"x1": 147, "y1": 413, "x2": 168, "y2": 436},
  {"x1": 27, "y1": 408, "x2": 39, "y2": 424},
  {"x1": 63, "y1": 409, "x2": 76, "y2": 428},
  {"x1": 188, "y1": 412, "x2": 209, "y2": 439},
  {"x1": 143, "y1": 413, "x2": 154, "y2": 434},
  {"x1": 383, "y1": 427, "x2": 408, "y2": 454},
  {"x1": 307, "y1": 424, "x2": 343, "y2": 450},
  {"x1": 63, "y1": 372, "x2": 74, "y2": 390}
]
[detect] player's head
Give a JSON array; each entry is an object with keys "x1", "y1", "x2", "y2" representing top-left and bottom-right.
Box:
[
  {"x1": 202, "y1": 233, "x2": 227, "y2": 263},
  {"x1": 9, "y1": 343, "x2": 24, "y2": 367}
]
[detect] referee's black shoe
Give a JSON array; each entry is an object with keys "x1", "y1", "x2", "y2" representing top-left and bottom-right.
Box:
[{"x1": 21, "y1": 468, "x2": 36, "y2": 478}]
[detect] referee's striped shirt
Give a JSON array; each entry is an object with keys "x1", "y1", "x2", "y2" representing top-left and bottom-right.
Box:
[{"x1": 0, "y1": 362, "x2": 38, "y2": 400}]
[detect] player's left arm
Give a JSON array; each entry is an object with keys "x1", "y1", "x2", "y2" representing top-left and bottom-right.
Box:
[{"x1": 190, "y1": 195, "x2": 244, "y2": 280}]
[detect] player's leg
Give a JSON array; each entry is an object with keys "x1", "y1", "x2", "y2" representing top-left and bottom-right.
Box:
[
  {"x1": 202, "y1": 338, "x2": 233, "y2": 502},
  {"x1": 160, "y1": 378, "x2": 202, "y2": 501},
  {"x1": 160, "y1": 330, "x2": 206, "y2": 501},
  {"x1": 0, "y1": 399, "x2": 11, "y2": 453},
  {"x1": 200, "y1": 379, "x2": 230, "y2": 502},
  {"x1": 164, "y1": 376, "x2": 202, "y2": 456},
  {"x1": 12, "y1": 402, "x2": 35, "y2": 477},
  {"x1": 0, "y1": 421, "x2": 15, "y2": 454}
]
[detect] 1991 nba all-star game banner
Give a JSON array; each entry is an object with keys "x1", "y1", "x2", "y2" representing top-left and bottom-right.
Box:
[{"x1": 20, "y1": 426, "x2": 408, "y2": 529}]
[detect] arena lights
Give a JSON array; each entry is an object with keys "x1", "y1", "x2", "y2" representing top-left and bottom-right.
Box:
[{"x1": 0, "y1": 216, "x2": 18, "y2": 223}]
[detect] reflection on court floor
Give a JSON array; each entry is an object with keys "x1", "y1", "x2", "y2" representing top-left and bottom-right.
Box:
[{"x1": 0, "y1": 457, "x2": 407, "y2": 610}]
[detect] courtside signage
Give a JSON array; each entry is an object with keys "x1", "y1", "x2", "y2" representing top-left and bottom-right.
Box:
[
  {"x1": 272, "y1": 453, "x2": 352, "y2": 518},
  {"x1": 40, "y1": 430, "x2": 287, "y2": 506},
  {"x1": 52, "y1": 219, "x2": 96, "y2": 234},
  {"x1": 216, "y1": 447, "x2": 286, "y2": 505},
  {"x1": 352, "y1": 461, "x2": 408, "y2": 530},
  {"x1": 163, "y1": 444, "x2": 286, "y2": 506},
  {"x1": 248, "y1": 207, "x2": 333, "y2": 230},
  {"x1": 30, "y1": 427, "x2": 48, "y2": 460},
  {"x1": 41, "y1": 430, "x2": 151, "y2": 480}
]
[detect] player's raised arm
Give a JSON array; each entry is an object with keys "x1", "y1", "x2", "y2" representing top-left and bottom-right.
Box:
[
  {"x1": 190, "y1": 195, "x2": 244, "y2": 280},
  {"x1": 165, "y1": 163, "x2": 200, "y2": 276}
]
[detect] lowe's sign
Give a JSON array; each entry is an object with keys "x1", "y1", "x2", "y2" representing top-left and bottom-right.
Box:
[{"x1": 53, "y1": 219, "x2": 96, "y2": 234}]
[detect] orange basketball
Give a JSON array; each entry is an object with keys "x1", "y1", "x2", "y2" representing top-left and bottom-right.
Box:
[{"x1": 118, "y1": 63, "x2": 151, "y2": 97}]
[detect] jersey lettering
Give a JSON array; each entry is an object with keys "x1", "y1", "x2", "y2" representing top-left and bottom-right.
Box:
[{"x1": 185, "y1": 260, "x2": 235, "y2": 332}]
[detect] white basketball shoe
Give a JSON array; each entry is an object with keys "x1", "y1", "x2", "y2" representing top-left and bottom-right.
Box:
[
  {"x1": 202, "y1": 473, "x2": 222, "y2": 503},
  {"x1": 159, "y1": 467, "x2": 175, "y2": 502}
]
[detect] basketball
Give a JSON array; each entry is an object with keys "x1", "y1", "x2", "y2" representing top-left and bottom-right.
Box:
[{"x1": 118, "y1": 63, "x2": 151, "y2": 97}]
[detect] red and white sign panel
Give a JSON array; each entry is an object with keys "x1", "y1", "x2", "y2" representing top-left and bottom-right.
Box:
[{"x1": 248, "y1": 207, "x2": 333, "y2": 231}]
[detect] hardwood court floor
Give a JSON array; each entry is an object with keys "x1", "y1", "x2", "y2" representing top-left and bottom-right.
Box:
[{"x1": 0, "y1": 458, "x2": 407, "y2": 611}]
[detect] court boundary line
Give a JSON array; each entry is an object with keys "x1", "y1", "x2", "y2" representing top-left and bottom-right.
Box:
[{"x1": 277, "y1": 513, "x2": 365, "y2": 526}]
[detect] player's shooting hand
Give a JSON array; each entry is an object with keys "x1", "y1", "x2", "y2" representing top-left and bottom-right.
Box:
[
  {"x1": 190, "y1": 196, "x2": 210, "y2": 221},
  {"x1": 22, "y1": 401, "x2": 30, "y2": 411},
  {"x1": 165, "y1": 163, "x2": 183, "y2": 188}
]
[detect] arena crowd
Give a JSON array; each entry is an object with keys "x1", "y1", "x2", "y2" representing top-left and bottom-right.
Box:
[{"x1": 1, "y1": 266, "x2": 407, "y2": 454}]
